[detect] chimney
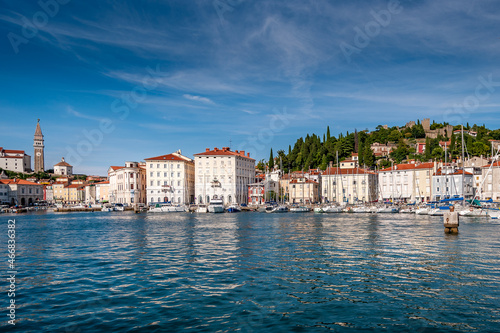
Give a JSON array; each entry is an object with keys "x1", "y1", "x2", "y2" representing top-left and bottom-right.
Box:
[
  {"x1": 240, "y1": 150, "x2": 245, "y2": 156},
  {"x1": 235, "y1": 150, "x2": 239, "y2": 154},
  {"x1": 247, "y1": 152, "x2": 250, "y2": 157},
  {"x1": 205, "y1": 148, "x2": 210, "y2": 152},
  {"x1": 214, "y1": 147, "x2": 218, "y2": 152}
]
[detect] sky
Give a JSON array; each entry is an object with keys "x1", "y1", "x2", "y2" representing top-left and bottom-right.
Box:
[{"x1": 1, "y1": 0, "x2": 499, "y2": 175}]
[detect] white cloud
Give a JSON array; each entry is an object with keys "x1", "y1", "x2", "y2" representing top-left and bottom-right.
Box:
[{"x1": 182, "y1": 94, "x2": 215, "y2": 105}]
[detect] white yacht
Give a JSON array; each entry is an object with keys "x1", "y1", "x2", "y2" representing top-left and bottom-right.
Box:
[
  {"x1": 290, "y1": 206, "x2": 311, "y2": 213},
  {"x1": 148, "y1": 203, "x2": 185, "y2": 213},
  {"x1": 323, "y1": 206, "x2": 343, "y2": 213},
  {"x1": 101, "y1": 204, "x2": 114, "y2": 212},
  {"x1": 376, "y1": 206, "x2": 399, "y2": 213},
  {"x1": 196, "y1": 204, "x2": 208, "y2": 213},
  {"x1": 208, "y1": 199, "x2": 225, "y2": 213},
  {"x1": 114, "y1": 203, "x2": 125, "y2": 211},
  {"x1": 458, "y1": 207, "x2": 489, "y2": 217}
]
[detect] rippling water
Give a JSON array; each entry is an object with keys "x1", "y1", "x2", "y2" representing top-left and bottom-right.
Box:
[{"x1": 1, "y1": 211, "x2": 500, "y2": 332}]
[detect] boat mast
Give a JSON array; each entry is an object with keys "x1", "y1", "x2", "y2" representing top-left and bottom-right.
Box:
[{"x1": 461, "y1": 124, "x2": 465, "y2": 206}]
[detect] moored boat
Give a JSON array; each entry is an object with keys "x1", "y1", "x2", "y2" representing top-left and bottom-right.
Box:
[
  {"x1": 227, "y1": 204, "x2": 241, "y2": 213},
  {"x1": 208, "y1": 199, "x2": 224, "y2": 213}
]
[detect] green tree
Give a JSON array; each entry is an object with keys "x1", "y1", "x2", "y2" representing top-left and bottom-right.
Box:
[
  {"x1": 268, "y1": 148, "x2": 274, "y2": 170},
  {"x1": 363, "y1": 144, "x2": 375, "y2": 167}
]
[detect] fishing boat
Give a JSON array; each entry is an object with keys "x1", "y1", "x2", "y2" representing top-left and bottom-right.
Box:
[
  {"x1": 208, "y1": 199, "x2": 225, "y2": 213},
  {"x1": 227, "y1": 204, "x2": 241, "y2": 213}
]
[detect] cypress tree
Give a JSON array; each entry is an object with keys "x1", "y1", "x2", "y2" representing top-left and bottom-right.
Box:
[{"x1": 268, "y1": 148, "x2": 274, "y2": 170}]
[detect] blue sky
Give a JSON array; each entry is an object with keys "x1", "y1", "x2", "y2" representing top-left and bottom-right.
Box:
[{"x1": 1, "y1": 0, "x2": 499, "y2": 175}]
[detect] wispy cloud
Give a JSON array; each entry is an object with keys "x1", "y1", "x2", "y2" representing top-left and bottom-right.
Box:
[
  {"x1": 66, "y1": 106, "x2": 105, "y2": 122},
  {"x1": 182, "y1": 94, "x2": 215, "y2": 105}
]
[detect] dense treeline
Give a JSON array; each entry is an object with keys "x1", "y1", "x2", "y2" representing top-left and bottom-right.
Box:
[{"x1": 259, "y1": 121, "x2": 500, "y2": 173}]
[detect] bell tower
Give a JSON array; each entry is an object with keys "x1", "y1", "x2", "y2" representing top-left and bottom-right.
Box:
[{"x1": 34, "y1": 119, "x2": 45, "y2": 173}]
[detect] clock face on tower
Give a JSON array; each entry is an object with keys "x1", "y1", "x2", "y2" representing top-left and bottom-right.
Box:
[{"x1": 36, "y1": 152, "x2": 41, "y2": 157}]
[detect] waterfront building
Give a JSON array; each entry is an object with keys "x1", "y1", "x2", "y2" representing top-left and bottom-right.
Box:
[
  {"x1": 289, "y1": 178, "x2": 319, "y2": 204},
  {"x1": 33, "y1": 119, "x2": 45, "y2": 172},
  {"x1": 431, "y1": 167, "x2": 473, "y2": 201},
  {"x1": 0, "y1": 182, "x2": 8, "y2": 205},
  {"x1": 67, "y1": 184, "x2": 85, "y2": 203},
  {"x1": 108, "y1": 162, "x2": 146, "y2": 205},
  {"x1": 0, "y1": 178, "x2": 43, "y2": 206},
  {"x1": 52, "y1": 181, "x2": 68, "y2": 202},
  {"x1": 480, "y1": 161, "x2": 500, "y2": 201},
  {"x1": 194, "y1": 147, "x2": 255, "y2": 205},
  {"x1": 95, "y1": 180, "x2": 110, "y2": 203},
  {"x1": 378, "y1": 162, "x2": 435, "y2": 203},
  {"x1": 144, "y1": 150, "x2": 195, "y2": 205},
  {"x1": 54, "y1": 157, "x2": 73, "y2": 176},
  {"x1": 0, "y1": 147, "x2": 31, "y2": 173},
  {"x1": 247, "y1": 179, "x2": 279, "y2": 205},
  {"x1": 322, "y1": 166, "x2": 377, "y2": 204},
  {"x1": 44, "y1": 185, "x2": 54, "y2": 203},
  {"x1": 85, "y1": 184, "x2": 96, "y2": 204}
]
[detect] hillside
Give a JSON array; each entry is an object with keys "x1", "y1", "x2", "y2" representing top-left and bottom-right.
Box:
[{"x1": 260, "y1": 120, "x2": 500, "y2": 172}]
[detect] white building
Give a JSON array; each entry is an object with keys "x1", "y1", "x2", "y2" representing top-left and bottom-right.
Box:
[
  {"x1": 0, "y1": 179, "x2": 43, "y2": 206},
  {"x1": 194, "y1": 147, "x2": 255, "y2": 205},
  {"x1": 54, "y1": 157, "x2": 73, "y2": 176},
  {"x1": 432, "y1": 167, "x2": 474, "y2": 201},
  {"x1": 378, "y1": 162, "x2": 436, "y2": 203},
  {"x1": 108, "y1": 162, "x2": 146, "y2": 205},
  {"x1": 480, "y1": 161, "x2": 500, "y2": 201},
  {"x1": 322, "y1": 167, "x2": 377, "y2": 204},
  {"x1": 144, "y1": 150, "x2": 195, "y2": 205},
  {"x1": 0, "y1": 147, "x2": 31, "y2": 173}
]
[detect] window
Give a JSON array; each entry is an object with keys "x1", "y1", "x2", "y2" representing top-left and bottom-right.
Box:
[
  {"x1": 150, "y1": 181, "x2": 153, "y2": 186},
  {"x1": 177, "y1": 172, "x2": 180, "y2": 177},
  {"x1": 177, "y1": 164, "x2": 180, "y2": 169},
  {"x1": 164, "y1": 164, "x2": 167, "y2": 168},
  {"x1": 157, "y1": 181, "x2": 160, "y2": 186},
  {"x1": 150, "y1": 172, "x2": 153, "y2": 177},
  {"x1": 150, "y1": 164, "x2": 153, "y2": 168},
  {"x1": 164, "y1": 172, "x2": 167, "y2": 177},
  {"x1": 157, "y1": 172, "x2": 160, "y2": 177}
]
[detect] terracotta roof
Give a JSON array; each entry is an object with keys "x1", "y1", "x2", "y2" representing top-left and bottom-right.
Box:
[
  {"x1": 66, "y1": 184, "x2": 83, "y2": 189},
  {"x1": 0, "y1": 156, "x2": 25, "y2": 159},
  {"x1": 55, "y1": 161, "x2": 72, "y2": 167},
  {"x1": 323, "y1": 168, "x2": 376, "y2": 175},
  {"x1": 194, "y1": 147, "x2": 255, "y2": 160},
  {"x1": 96, "y1": 180, "x2": 110, "y2": 184},
  {"x1": 144, "y1": 153, "x2": 191, "y2": 162},
  {"x1": 3, "y1": 149, "x2": 25, "y2": 154},
  {"x1": 342, "y1": 160, "x2": 357, "y2": 163},
  {"x1": 379, "y1": 162, "x2": 434, "y2": 172},
  {"x1": 434, "y1": 168, "x2": 473, "y2": 176},
  {"x1": 109, "y1": 166, "x2": 124, "y2": 171},
  {"x1": 0, "y1": 179, "x2": 40, "y2": 185},
  {"x1": 290, "y1": 179, "x2": 318, "y2": 184},
  {"x1": 481, "y1": 161, "x2": 500, "y2": 168}
]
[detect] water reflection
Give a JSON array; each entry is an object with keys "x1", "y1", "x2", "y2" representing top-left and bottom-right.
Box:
[{"x1": 2, "y1": 211, "x2": 499, "y2": 332}]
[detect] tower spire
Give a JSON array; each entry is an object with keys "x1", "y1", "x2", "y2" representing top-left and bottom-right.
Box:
[{"x1": 34, "y1": 119, "x2": 45, "y2": 172}]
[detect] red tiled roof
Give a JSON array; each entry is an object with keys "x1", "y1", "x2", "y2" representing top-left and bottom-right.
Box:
[
  {"x1": 109, "y1": 166, "x2": 124, "y2": 171},
  {"x1": 3, "y1": 149, "x2": 25, "y2": 154},
  {"x1": 323, "y1": 168, "x2": 376, "y2": 175},
  {"x1": 194, "y1": 147, "x2": 255, "y2": 160},
  {"x1": 96, "y1": 180, "x2": 110, "y2": 184},
  {"x1": 0, "y1": 156, "x2": 25, "y2": 159},
  {"x1": 55, "y1": 161, "x2": 71, "y2": 167},
  {"x1": 379, "y1": 162, "x2": 434, "y2": 172},
  {"x1": 0, "y1": 179, "x2": 40, "y2": 185},
  {"x1": 481, "y1": 161, "x2": 500, "y2": 168},
  {"x1": 342, "y1": 160, "x2": 357, "y2": 163},
  {"x1": 290, "y1": 179, "x2": 318, "y2": 184},
  {"x1": 66, "y1": 184, "x2": 83, "y2": 189},
  {"x1": 144, "y1": 154, "x2": 190, "y2": 161},
  {"x1": 434, "y1": 169, "x2": 473, "y2": 176}
]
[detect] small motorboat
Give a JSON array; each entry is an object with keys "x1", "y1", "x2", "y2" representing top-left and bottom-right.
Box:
[{"x1": 226, "y1": 205, "x2": 241, "y2": 213}]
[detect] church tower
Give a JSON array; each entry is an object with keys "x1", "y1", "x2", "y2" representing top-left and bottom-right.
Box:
[{"x1": 34, "y1": 119, "x2": 45, "y2": 173}]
